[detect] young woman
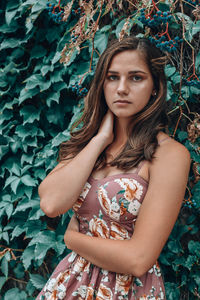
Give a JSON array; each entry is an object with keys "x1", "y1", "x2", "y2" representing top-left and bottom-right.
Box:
[{"x1": 37, "y1": 36, "x2": 190, "y2": 299}]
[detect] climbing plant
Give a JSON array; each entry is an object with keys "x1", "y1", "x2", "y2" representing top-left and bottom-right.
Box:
[{"x1": 0, "y1": 0, "x2": 199, "y2": 299}]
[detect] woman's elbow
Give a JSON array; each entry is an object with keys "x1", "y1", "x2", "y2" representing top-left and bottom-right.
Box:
[
  {"x1": 38, "y1": 184, "x2": 59, "y2": 217},
  {"x1": 40, "y1": 197, "x2": 60, "y2": 218},
  {"x1": 131, "y1": 264, "x2": 149, "y2": 278},
  {"x1": 129, "y1": 255, "x2": 153, "y2": 278}
]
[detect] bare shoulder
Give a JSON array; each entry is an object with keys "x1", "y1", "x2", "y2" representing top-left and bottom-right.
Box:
[
  {"x1": 148, "y1": 132, "x2": 191, "y2": 182},
  {"x1": 155, "y1": 132, "x2": 190, "y2": 165}
]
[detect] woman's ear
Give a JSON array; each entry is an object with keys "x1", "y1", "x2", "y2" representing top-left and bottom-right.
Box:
[{"x1": 152, "y1": 90, "x2": 157, "y2": 96}]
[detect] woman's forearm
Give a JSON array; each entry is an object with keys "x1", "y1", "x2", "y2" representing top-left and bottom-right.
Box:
[
  {"x1": 64, "y1": 231, "x2": 142, "y2": 276},
  {"x1": 39, "y1": 135, "x2": 109, "y2": 217}
]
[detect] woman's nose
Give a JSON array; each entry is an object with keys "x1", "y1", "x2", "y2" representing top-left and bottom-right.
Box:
[{"x1": 117, "y1": 78, "x2": 129, "y2": 95}]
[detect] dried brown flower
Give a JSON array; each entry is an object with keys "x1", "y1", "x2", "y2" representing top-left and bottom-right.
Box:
[
  {"x1": 63, "y1": 0, "x2": 74, "y2": 22},
  {"x1": 187, "y1": 114, "x2": 200, "y2": 143},
  {"x1": 119, "y1": 17, "x2": 131, "y2": 41},
  {"x1": 192, "y1": 162, "x2": 200, "y2": 183},
  {"x1": 192, "y1": 6, "x2": 200, "y2": 20}
]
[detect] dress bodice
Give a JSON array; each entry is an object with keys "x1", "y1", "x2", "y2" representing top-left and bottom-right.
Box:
[{"x1": 73, "y1": 172, "x2": 148, "y2": 240}]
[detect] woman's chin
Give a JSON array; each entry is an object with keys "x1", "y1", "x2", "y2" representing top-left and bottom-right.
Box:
[{"x1": 113, "y1": 112, "x2": 135, "y2": 120}]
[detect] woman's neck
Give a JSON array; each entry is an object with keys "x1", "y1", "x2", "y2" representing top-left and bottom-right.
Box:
[
  {"x1": 106, "y1": 117, "x2": 130, "y2": 161},
  {"x1": 114, "y1": 117, "x2": 130, "y2": 144}
]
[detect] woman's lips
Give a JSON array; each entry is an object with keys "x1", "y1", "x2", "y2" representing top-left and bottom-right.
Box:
[{"x1": 114, "y1": 100, "x2": 131, "y2": 104}]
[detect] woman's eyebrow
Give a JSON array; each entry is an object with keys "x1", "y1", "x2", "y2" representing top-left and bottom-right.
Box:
[
  {"x1": 107, "y1": 70, "x2": 119, "y2": 74},
  {"x1": 107, "y1": 70, "x2": 148, "y2": 74},
  {"x1": 128, "y1": 70, "x2": 148, "y2": 74}
]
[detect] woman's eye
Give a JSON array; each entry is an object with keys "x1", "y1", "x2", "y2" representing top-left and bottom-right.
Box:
[
  {"x1": 131, "y1": 75, "x2": 142, "y2": 81},
  {"x1": 107, "y1": 75, "x2": 118, "y2": 81}
]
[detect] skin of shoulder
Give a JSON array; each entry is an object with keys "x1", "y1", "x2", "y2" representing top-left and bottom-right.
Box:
[{"x1": 152, "y1": 134, "x2": 190, "y2": 175}]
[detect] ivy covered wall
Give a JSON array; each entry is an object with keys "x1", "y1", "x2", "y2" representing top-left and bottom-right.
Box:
[{"x1": 0, "y1": 0, "x2": 199, "y2": 299}]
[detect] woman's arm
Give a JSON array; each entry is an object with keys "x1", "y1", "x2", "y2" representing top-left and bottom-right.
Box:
[
  {"x1": 39, "y1": 110, "x2": 114, "y2": 217},
  {"x1": 64, "y1": 140, "x2": 190, "y2": 277}
]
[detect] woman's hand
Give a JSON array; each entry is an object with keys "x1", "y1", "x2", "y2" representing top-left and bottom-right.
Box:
[{"x1": 96, "y1": 109, "x2": 114, "y2": 148}]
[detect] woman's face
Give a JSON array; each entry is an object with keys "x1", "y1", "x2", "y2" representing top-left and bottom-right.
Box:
[{"x1": 103, "y1": 50, "x2": 155, "y2": 121}]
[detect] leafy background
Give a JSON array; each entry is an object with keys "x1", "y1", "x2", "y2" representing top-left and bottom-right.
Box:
[{"x1": 0, "y1": 0, "x2": 199, "y2": 299}]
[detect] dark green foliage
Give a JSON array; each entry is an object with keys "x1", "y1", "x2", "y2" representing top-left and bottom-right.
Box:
[{"x1": 0, "y1": 0, "x2": 199, "y2": 298}]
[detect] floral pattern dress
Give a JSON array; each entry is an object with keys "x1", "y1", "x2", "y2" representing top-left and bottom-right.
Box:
[{"x1": 37, "y1": 166, "x2": 166, "y2": 300}]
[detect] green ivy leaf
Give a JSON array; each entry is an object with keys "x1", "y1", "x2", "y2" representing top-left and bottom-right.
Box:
[
  {"x1": 194, "y1": 275, "x2": 200, "y2": 292},
  {"x1": 46, "y1": 91, "x2": 60, "y2": 107},
  {"x1": 185, "y1": 255, "x2": 197, "y2": 270},
  {"x1": 165, "y1": 65, "x2": 176, "y2": 77},
  {"x1": 6, "y1": 1, "x2": 19, "y2": 10},
  {"x1": 23, "y1": 74, "x2": 43, "y2": 89},
  {"x1": 25, "y1": 17, "x2": 34, "y2": 34},
  {"x1": 28, "y1": 206, "x2": 44, "y2": 220},
  {"x1": 54, "y1": 234, "x2": 67, "y2": 255},
  {"x1": 18, "y1": 87, "x2": 40, "y2": 104},
  {"x1": 192, "y1": 20, "x2": 200, "y2": 37},
  {"x1": 21, "y1": 246, "x2": 35, "y2": 270},
  {"x1": 34, "y1": 168, "x2": 46, "y2": 180},
  {"x1": 29, "y1": 273, "x2": 47, "y2": 289},
  {"x1": 28, "y1": 230, "x2": 56, "y2": 246},
  {"x1": 165, "y1": 282, "x2": 180, "y2": 300},
  {"x1": 51, "y1": 131, "x2": 70, "y2": 147},
  {"x1": 20, "y1": 105, "x2": 41, "y2": 124},
  {"x1": 4, "y1": 175, "x2": 21, "y2": 194},
  {"x1": 13, "y1": 263, "x2": 25, "y2": 279},
  {"x1": 41, "y1": 65, "x2": 53, "y2": 76},
  {"x1": 25, "y1": 220, "x2": 46, "y2": 238},
  {"x1": 15, "y1": 124, "x2": 44, "y2": 141},
  {"x1": 31, "y1": 1, "x2": 47, "y2": 13},
  {"x1": 11, "y1": 225, "x2": 26, "y2": 239},
  {"x1": 5, "y1": 9, "x2": 18, "y2": 26},
  {"x1": 178, "y1": 131, "x2": 188, "y2": 141},
  {"x1": 4, "y1": 175, "x2": 19, "y2": 188},
  {"x1": 9, "y1": 135, "x2": 23, "y2": 154},
  {"x1": 190, "y1": 85, "x2": 199, "y2": 95},
  {"x1": 1, "y1": 257, "x2": 9, "y2": 278},
  {"x1": 94, "y1": 31, "x2": 108, "y2": 54},
  {"x1": 21, "y1": 153, "x2": 34, "y2": 165},
  {"x1": 188, "y1": 240, "x2": 200, "y2": 256},
  {"x1": 0, "y1": 38, "x2": 20, "y2": 50},
  {"x1": 24, "y1": 186, "x2": 33, "y2": 199},
  {"x1": 3, "y1": 288, "x2": 27, "y2": 300},
  {"x1": 11, "y1": 178, "x2": 21, "y2": 194},
  {"x1": 171, "y1": 73, "x2": 181, "y2": 85},
  {"x1": 31, "y1": 45, "x2": 47, "y2": 59},
  {"x1": 0, "y1": 276, "x2": 7, "y2": 290},
  {"x1": 2, "y1": 231, "x2": 9, "y2": 244},
  {"x1": 52, "y1": 51, "x2": 61, "y2": 65},
  {"x1": 195, "y1": 50, "x2": 200, "y2": 70},
  {"x1": 5, "y1": 204, "x2": 13, "y2": 219},
  {"x1": 14, "y1": 199, "x2": 37, "y2": 214},
  {"x1": 34, "y1": 243, "x2": 52, "y2": 261},
  {"x1": 11, "y1": 163, "x2": 21, "y2": 176},
  {"x1": 21, "y1": 174, "x2": 37, "y2": 187}
]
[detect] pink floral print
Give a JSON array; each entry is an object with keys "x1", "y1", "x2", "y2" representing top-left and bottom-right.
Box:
[{"x1": 37, "y1": 173, "x2": 165, "y2": 300}]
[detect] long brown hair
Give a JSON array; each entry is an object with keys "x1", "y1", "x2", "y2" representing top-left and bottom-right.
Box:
[{"x1": 59, "y1": 36, "x2": 168, "y2": 170}]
